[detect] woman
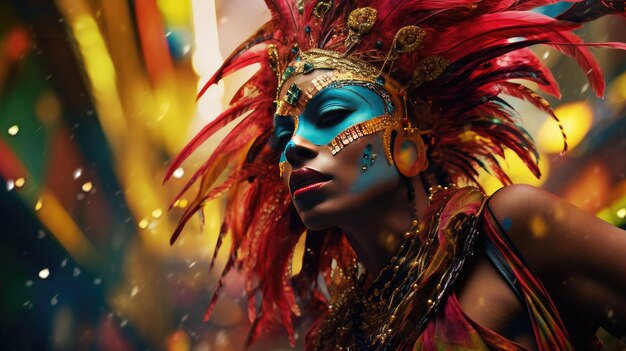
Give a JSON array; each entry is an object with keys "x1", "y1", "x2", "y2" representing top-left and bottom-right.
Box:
[{"x1": 166, "y1": 1, "x2": 626, "y2": 350}]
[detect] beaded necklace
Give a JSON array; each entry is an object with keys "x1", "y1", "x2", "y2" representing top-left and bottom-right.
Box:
[{"x1": 313, "y1": 186, "x2": 485, "y2": 351}]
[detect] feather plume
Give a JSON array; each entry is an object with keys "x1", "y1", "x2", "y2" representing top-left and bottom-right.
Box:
[
  {"x1": 557, "y1": 0, "x2": 625, "y2": 23},
  {"x1": 165, "y1": 0, "x2": 626, "y2": 348}
]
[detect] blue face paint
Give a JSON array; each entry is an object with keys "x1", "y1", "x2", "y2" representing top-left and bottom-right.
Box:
[
  {"x1": 275, "y1": 85, "x2": 386, "y2": 162},
  {"x1": 351, "y1": 143, "x2": 397, "y2": 194}
]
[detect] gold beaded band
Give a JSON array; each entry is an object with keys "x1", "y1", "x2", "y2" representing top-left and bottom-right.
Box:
[{"x1": 328, "y1": 114, "x2": 397, "y2": 164}]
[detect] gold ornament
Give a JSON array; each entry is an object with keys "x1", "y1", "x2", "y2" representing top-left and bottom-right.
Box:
[
  {"x1": 392, "y1": 127, "x2": 428, "y2": 178},
  {"x1": 277, "y1": 49, "x2": 405, "y2": 117},
  {"x1": 393, "y1": 26, "x2": 426, "y2": 54},
  {"x1": 381, "y1": 26, "x2": 426, "y2": 74},
  {"x1": 313, "y1": 0, "x2": 333, "y2": 19},
  {"x1": 409, "y1": 55, "x2": 450, "y2": 89},
  {"x1": 328, "y1": 115, "x2": 398, "y2": 163},
  {"x1": 345, "y1": 7, "x2": 378, "y2": 50},
  {"x1": 347, "y1": 7, "x2": 377, "y2": 34}
]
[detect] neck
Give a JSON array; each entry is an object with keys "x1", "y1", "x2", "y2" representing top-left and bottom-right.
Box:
[{"x1": 340, "y1": 176, "x2": 429, "y2": 277}]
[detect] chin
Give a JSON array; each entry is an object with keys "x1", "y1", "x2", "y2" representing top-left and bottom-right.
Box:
[
  {"x1": 295, "y1": 205, "x2": 336, "y2": 231},
  {"x1": 294, "y1": 193, "x2": 374, "y2": 232}
]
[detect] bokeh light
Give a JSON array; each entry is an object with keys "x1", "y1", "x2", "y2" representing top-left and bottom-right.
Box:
[{"x1": 537, "y1": 101, "x2": 594, "y2": 154}]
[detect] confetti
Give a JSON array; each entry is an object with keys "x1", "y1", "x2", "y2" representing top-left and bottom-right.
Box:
[
  {"x1": 580, "y1": 83, "x2": 589, "y2": 94},
  {"x1": 14, "y1": 177, "x2": 25, "y2": 188},
  {"x1": 151, "y1": 208, "x2": 163, "y2": 219},
  {"x1": 39, "y1": 268, "x2": 50, "y2": 279},
  {"x1": 131, "y1": 286, "x2": 139, "y2": 297},
  {"x1": 138, "y1": 218, "x2": 149, "y2": 229},
  {"x1": 8, "y1": 125, "x2": 19, "y2": 136},
  {"x1": 172, "y1": 167, "x2": 185, "y2": 179},
  {"x1": 35, "y1": 199, "x2": 43, "y2": 211},
  {"x1": 73, "y1": 168, "x2": 82, "y2": 179},
  {"x1": 50, "y1": 294, "x2": 59, "y2": 306},
  {"x1": 6, "y1": 180, "x2": 15, "y2": 191},
  {"x1": 530, "y1": 215, "x2": 547, "y2": 239},
  {"x1": 81, "y1": 181, "x2": 93, "y2": 192},
  {"x1": 617, "y1": 208, "x2": 626, "y2": 219}
]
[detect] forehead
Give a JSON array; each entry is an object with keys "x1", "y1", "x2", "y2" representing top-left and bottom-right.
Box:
[
  {"x1": 278, "y1": 69, "x2": 332, "y2": 98},
  {"x1": 275, "y1": 69, "x2": 389, "y2": 118}
]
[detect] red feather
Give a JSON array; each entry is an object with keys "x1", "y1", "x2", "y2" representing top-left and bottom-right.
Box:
[{"x1": 164, "y1": 96, "x2": 271, "y2": 183}]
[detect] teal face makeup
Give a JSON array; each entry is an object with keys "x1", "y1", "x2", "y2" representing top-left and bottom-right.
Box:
[
  {"x1": 274, "y1": 84, "x2": 386, "y2": 162},
  {"x1": 352, "y1": 142, "x2": 397, "y2": 194},
  {"x1": 273, "y1": 72, "x2": 406, "y2": 231}
]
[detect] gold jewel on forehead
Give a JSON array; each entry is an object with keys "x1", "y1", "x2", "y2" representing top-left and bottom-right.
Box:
[{"x1": 284, "y1": 83, "x2": 302, "y2": 105}]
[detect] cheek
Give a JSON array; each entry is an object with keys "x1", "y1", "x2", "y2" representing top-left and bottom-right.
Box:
[{"x1": 350, "y1": 142, "x2": 398, "y2": 194}]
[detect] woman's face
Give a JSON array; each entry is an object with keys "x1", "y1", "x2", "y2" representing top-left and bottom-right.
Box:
[{"x1": 274, "y1": 70, "x2": 403, "y2": 230}]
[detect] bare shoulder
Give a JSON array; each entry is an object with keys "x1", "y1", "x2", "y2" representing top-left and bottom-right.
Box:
[
  {"x1": 486, "y1": 184, "x2": 624, "y2": 273},
  {"x1": 486, "y1": 184, "x2": 626, "y2": 338}
]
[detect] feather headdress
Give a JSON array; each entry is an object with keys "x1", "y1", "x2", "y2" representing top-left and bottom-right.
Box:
[{"x1": 164, "y1": 0, "x2": 626, "y2": 347}]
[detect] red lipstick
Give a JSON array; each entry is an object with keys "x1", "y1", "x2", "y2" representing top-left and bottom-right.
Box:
[{"x1": 289, "y1": 168, "x2": 331, "y2": 197}]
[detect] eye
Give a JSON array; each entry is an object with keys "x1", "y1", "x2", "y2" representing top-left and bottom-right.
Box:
[{"x1": 317, "y1": 107, "x2": 354, "y2": 128}]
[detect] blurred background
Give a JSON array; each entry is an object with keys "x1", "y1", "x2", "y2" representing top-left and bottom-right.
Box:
[{"x1": 0, "y1": 1, "x2": 625, "y2": 350}]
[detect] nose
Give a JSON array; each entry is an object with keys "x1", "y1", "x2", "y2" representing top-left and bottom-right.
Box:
[{"x1": 285, "y1": 135, "x2": 319, "y2": 168}]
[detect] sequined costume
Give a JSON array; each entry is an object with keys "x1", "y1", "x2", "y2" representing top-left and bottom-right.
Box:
[
  {"x1": 309, "y1": 185, "x2": 581, "y2": 350},
  {"x1": 164, "y1": 0, "x2": 626, "y2": 349}
]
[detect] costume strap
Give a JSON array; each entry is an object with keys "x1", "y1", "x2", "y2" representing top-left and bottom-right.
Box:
[
  {"x1": 481, "y1": 195, "x2": 575, "y2": 351},
  {"x1": 482, "y1": 203, "x2": 525, "y2": 303}
]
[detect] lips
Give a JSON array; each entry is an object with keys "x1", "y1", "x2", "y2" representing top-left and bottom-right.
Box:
[{"x1": 289, "y1": 168, "x2": 332, "y2": 197}]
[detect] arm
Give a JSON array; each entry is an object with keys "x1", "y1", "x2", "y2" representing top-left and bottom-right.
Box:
[{"x1": 488, "y1": 184, "x2": 626, "y2": 339}]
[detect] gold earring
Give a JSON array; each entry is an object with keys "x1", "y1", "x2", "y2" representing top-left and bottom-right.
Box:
[{"x1": 392, "y1": 125, "x2": 427, "y2": 178}]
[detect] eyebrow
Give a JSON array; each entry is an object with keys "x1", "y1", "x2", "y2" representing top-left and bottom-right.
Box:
[
  {"x1": 345, "y1": 87, "x2": 373, "y2": 108},
  {"x1": 308, "y1": 85, "x2": 374, "y2": 113}
]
